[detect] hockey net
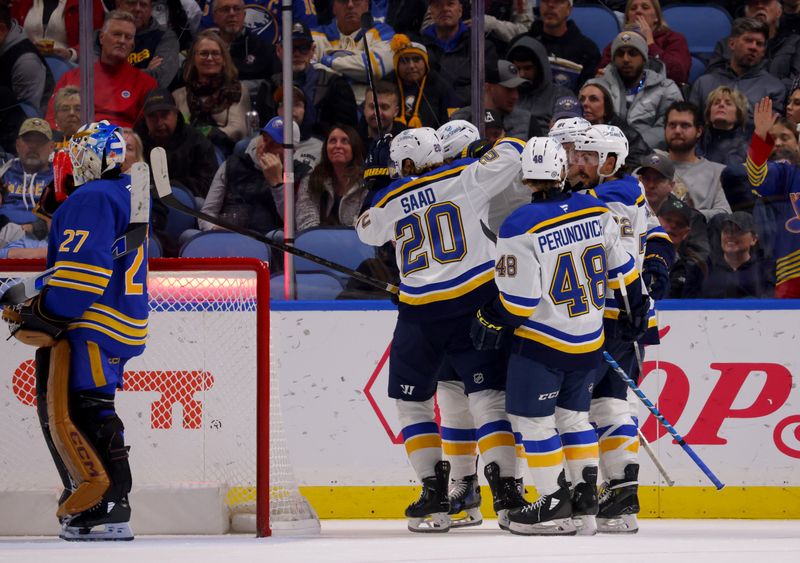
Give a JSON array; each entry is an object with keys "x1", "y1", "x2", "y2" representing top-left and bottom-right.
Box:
[{"x1": 0, "y1": 257, "x2": 318, "y2": 537}]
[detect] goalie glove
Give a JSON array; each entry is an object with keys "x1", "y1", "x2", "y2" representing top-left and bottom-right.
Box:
[
  {"x1": 615, "y1": 295, "x2": 652, "y2": 343},
  {"x1": 2, "y1": 290, "x2": 71, "y2": 347},
  {"x1": 470, "y1": 307, "x2": 509, "y2": 351}
]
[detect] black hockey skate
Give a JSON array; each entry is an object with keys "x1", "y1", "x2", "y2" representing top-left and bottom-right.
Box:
[
  {"x1": 571, "y1": 466, "x2": 599, "y2": 536},
  {"x1": 507, "y1": 471, "x2": 576, "y2": 536},
  {"x1": 484, "y1": 462, "x2": 527, "y2": 531},
  {"x1": 406, "y1": 460, "x2": 451, "y2": 533},
  {"x1": 60, "y1": 495, "x2": 133, "y2": 541},
  {"x1": 597, "y1": 463, "x2": 640, "y2": 534},
  {"x1": 448, "y1": 473, "x2": 482, "y2": 528}
]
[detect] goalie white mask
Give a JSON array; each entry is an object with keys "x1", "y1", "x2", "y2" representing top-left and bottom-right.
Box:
[
  {"x1": 572, "y1": 124, "x2": 629, "y2": 177},
  {"x1": 521, "y1": 137, "x2": 567, "y2": 186},
  {"x1": 548, "y1": 117, "x2": 592, "y2": 145},
  {"x1": 68, "y1": 120, "x2": 126, "y2": 187},
  {"x1": 389, "y1": 127, "x2": 444, "y2": 178},
  {"x1": 436, "y1": 120, "x2": 479, "y2": 161}
]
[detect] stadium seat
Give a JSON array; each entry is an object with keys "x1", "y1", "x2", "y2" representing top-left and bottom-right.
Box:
[
  {"x1": 688, "y1": 55, "x2": 707, "y2": 85},
  {"x1": 294, "y1": 227, "x2": 376, "y2": 280},
  {"x1": 663, "y1": 4, "x2": 732, "y2": 57},
  {"x1": 163, "y1": 185, "x2": 197, "y2": 242},
  {"x1": 148, "y1": 235, "x2": 162, "y2": 258},
  {"x1": 179, "y1": 231, "x2": 271, "y2": 262},
  {"x1": 270, "y1": 271, "x2": 344, "y2": 300},
  {"x1": 44, "y1": 56, "x2": 76, "y2": 83},
  {"x1": 570, "y1": 4, "x2": 621, "y2": 52}
]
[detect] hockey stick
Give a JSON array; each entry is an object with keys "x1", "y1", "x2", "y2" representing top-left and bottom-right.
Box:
[
  {"x1": 602, "y1": 350, "x2": 725, "y2": 490},
  {"x1": 616, "y1": 274, "x2": 676, "y2": 487},
  {"x1": 358, "y1": 13, "x2": 384, "y2": 139},
  {"x1": 149, "y1": 148, "x2": 399, "y2": 295}
]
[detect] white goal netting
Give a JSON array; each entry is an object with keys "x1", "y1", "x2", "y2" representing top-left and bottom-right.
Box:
[{"x1": 0, "y1": 259, "x2": 318, "y2": 536}]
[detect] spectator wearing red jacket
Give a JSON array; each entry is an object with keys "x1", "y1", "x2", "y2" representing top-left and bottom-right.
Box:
[
  {"x1": 46, "y1": 10, "x2": 157, "y2": 128},
  {"x1": 597, "y1": 0, "x2": 690, "y2": 85},
  {"x1": 12, "y1": 0, "x2": 105, "y2": 62}
]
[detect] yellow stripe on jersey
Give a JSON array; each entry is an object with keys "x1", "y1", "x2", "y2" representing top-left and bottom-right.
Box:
[
  {"x1": 526, "y1": 206, "x2": 608, "y2": 234},
  {"x1": 80, "y1": 311, "x2": 148, "y2": 338},
  {"x1": 88, "y1": 303, "x2": 149, "y2": 327},
  {"x1": 374, "y1": 165, "x2": 468, "y2": 208},
  {"x1": 87, "y1": 341, "x2": 107, "y2": 388},
  {"x1": 68, "y1": 322, "x2": 147, "y2": 346},
  {"x1": 404, "y1": 434, "x2": 442, "y2": 455},
  {"x1": 48, "y1": 279, "x2": 105, "y2": 295},
  {"x1": 400, "y1": 268, "x2": 494, "y2": 305},
  {"x1": 607, "y1": 268, "x2": 639, "y2": 289},
  {"x1": 513, "y1": 325, "x2": 605, "y2": 354},
  {"x1": 442, "y1": 442, "x2": 477, "y2": 456},
  {"x1": 635, "y1": 194, "x2": 645, "y2": 206},
  {"x1": 477, "y1": 433, "x2": 516, "y2": 453},
  {"x1": 526, "y1": 450, "x2": 564, "y2": 467},
  {"x1": 563, "y1": 443, "x2": 599, "y2": 460},
  {"x1": 499, "y1": 293, "x2": 536, "y2": 317},
  {"x1": 54, "y1": 260, "x2": 113, "y2": 276},
  {"x1": 51, "y1": 268, "x2": 111, "y2": 289}
]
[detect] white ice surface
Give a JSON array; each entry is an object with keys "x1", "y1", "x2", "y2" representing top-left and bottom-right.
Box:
[{"x1": 1, "y1": 519, "x2": 799, "y2": 563}]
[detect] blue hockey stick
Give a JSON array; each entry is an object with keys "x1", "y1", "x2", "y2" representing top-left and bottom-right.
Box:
[{"x1": 602, "y1": 351, "x2": 725, "y2": 490}]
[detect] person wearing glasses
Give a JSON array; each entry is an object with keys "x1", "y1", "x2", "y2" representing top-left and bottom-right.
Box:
[{"x1": 173, "y1": 29, "x2": 251, "y2": 153}]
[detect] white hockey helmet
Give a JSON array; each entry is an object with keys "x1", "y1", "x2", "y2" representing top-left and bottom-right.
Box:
[
  {"x1": 548, "y1": 117, "x2": 592, "y2": 145},
  {"x1": 572, "y1": 124, "x2": 629, "y2": 176},
  {"x1": 521, "y1": 137, "x2": 567, "y2": 186},
  {"x1": 436, "y1": 120, "x2": 479, "y2": 160},
  {"x1": 389, "y1": 127, "x2": 444, "y2": 177}
]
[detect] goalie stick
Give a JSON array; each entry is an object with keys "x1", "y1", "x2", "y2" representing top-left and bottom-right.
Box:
[{"x1": 149, "y1": 147, "x2": 399, "y2": 295}]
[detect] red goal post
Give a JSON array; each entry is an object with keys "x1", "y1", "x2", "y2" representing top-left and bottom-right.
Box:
[{"x1": 0, "y1": 257, "x2": 318, "y2": 537}]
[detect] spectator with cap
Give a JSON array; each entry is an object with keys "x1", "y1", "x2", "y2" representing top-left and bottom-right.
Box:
[
  {"x1": 657, "y1": 197, "x2": 707, "y2": 298},
  {"x1": 273, "y1": 85, "x2": 324, "y2": 173},
  {"x1": 46, "y1": 10, "x2": 157, "y2": 128},
  {"x1": 117, "y1": 0, "x2": 181, "y2": 88},
  {"x1": 135, "y1": 88, "x2": 219, "y2": 200},
  {"x1": 690, "y1": 18, "x2": 786, "y2": 129},
  {"x1": 262, "y1": 22, "x2": 358, "y2": 139},
  {"x1": 11, "y1": 0, "x2": 105, "y2": 63},
  {"x1": 198, "y1": 116, "x2": 307, "y2": 234},
  {"x1": 701, "y1": 211, "x2": 774, "y2": 297},
  {"x1": 213, "y1": 0, "x2": 279, "y2": 99},
  {"x1": 523, "y1": 0, "x2": 600, "y2": 93},
  {"x1": 296, "y1": 125, "x2": 366, "y2": 230},
  {"x1": 312, "y1": 0, "x2": 395, "y2": 104},
  {"x1": 450, "y1": 59, "x2": 532, "y2": 139},
  {"x1": 592, "y1": 30, "x2": 683, "y2": 150},
  {"x1": 173, "y1": 29, "x2": 250, "y2": 154},
  {"x1": 51, "y1": 86, "x2": 82, "y2": 149},
  {"x1": 578, "y1": 80, "x2": 651, "y2": 168},
  {"x1": 639, "y1": 151, "x2": 710, "y2": 262},
  {"x1": 0, "y1": 118, "x2": 53, "y2": 246},
  {"x1": 698, "y1": 86, "x2": 750, "y2": 168},
  {"x1": 507, "y1": 35, "x2": 573, "y2": 137},
  {"x1": 387, "y1": 34, "x2": 456, "y2": 129},
  {"x1": 707, "y1": 0, "x2": 800, "y2": 92},
  {"x1": 0, "y1": 4, "x2": 54, "y2": 152},
  {"x1": 483, "y1": 109, "x2": 506, "y2": 144},
  {"x1": 597, "y1": 0, "x2": 690, "y2": 85},
  {"x1": 665, "y1": 101, "x2": 732, "y2": 220},
  {"x1": 420, "y1": 0, "x2": 498, "y2": 106}
]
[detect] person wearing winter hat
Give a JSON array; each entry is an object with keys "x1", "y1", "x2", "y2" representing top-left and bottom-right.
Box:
[{"x1": 389, "y1": 34, "x2": 458, "y2": 128}]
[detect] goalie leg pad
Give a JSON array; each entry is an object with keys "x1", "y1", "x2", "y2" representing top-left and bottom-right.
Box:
[{"x1": 46, "y1": 340, "x2": 111, "y2": 518}]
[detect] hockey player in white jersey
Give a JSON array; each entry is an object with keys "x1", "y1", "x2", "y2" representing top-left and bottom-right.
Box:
[
  {"x1": 470, "y1": 137, "x2": 648, "y2": 536},
  {"x1": 548, "y1": 117, "x2": 592, "y2": 189},
  {"x1": 356, "y1": 128, "x2": 527, "y2": 532},
  {"x1": 570, "y1": 124, "x2": 673, "y2": 534}
]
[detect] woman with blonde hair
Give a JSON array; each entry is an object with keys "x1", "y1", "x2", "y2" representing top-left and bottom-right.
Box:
[
  {"x1": 699, "y1": 86, "x2": 749, "y2": 167},
  {"x1": 597, "y1": 0, "x2": 690, "y2": 84},
  {"x1": 120, "y1": 128, "x2": 145, "y2": 174},
  {"x1": 172, "y1": 30, "x2": 250, "y2": 154},
  {"x1": 295, "y1": 125, "x2": 367, "y2": 231}
]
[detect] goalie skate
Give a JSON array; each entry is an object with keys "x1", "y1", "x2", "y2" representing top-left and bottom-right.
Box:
[
  {"x1": 507, "y1": 471, "x2": 576, "y2": 536},
  {"x1": 59, "y1": 497, "x2": 133, "y2": 541},
  {"x1": 448, "y1": 473, "x2": 482, "y2": 528},
  {"x1": 406, "y1": 460, "x2": 451, "y2": 533}
]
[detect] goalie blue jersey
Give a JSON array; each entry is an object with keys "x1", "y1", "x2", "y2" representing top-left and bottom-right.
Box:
[{"x1": 43, "y1": 175, "x2": 149, "y2": 358}]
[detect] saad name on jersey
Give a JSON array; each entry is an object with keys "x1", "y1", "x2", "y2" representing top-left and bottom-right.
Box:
[
  {"x1": 537, "y1": 217, "x2": 604, "y2": 253},
  {"x1": 400, "y1": 187, "x2": 437, "y2": 214}
]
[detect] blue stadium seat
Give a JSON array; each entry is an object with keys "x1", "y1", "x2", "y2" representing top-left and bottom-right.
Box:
[
  {"x1": 148, "y1": 235, "x2": 162, "y2": 258},
  {"x1": 270, "y1": 272, "x2": 344, "y2": 300},
  {"x1": 294, "y1": 227, "x2": 376, "y2": 280},
  {"x1": 179, "y1": 231, "x2": 271, "y2": 262},
  {"x1": 18, "y1": 102, "x2": 40, "y2": 118},
  {"x1": 662, "y1": 4, "x2": 732, "y2": 56},
  {"x1": 163, "y1": 185, "x2": 197, "y2": 242},
  {"x1": 570, "y1": 4, "x2": 621, "y2": 52},
  {"x1": 688, "y1": 55, "x2": 707, "y2": 85},
  {"x1": 44, "y1": 56, "x2": 76, "y2": 83}
]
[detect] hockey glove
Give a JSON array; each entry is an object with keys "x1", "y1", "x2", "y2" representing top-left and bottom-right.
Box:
[
  {"x1": 464, "y1": 139, "x2": 494, "y2": 159},
  {"x1": 615, "y1": 295, "x2": 652, "y2": 343},
  {"x1": 642, "y1": 254, "x2": 670, "y2": 301},
  {"x1": 2, "y1": 290, "x2": 71, "y2": 347},
  {"x1": 470, "y1": 307, "x2": 509, "y2": 351},
  {"x1": 363, "y1": 133, "x2": 393, "y2": 196}
]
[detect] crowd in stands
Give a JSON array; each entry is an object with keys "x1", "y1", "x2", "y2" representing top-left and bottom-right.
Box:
[{"x1": 1, "y1": 0, "x2": 800, "y2": 300}]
